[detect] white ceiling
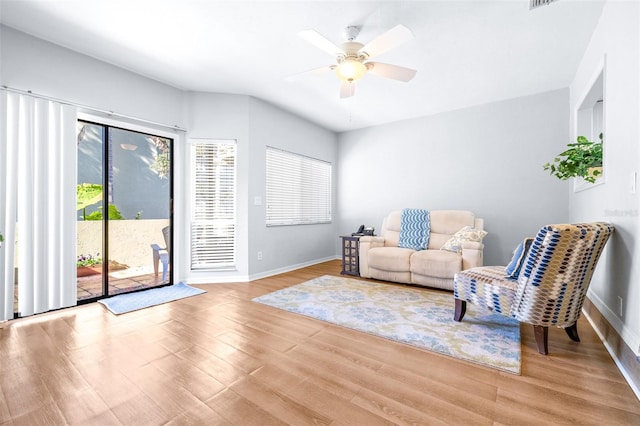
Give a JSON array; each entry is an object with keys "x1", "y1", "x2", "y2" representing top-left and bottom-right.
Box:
[{"x1": 0, "y1": 0, "x2": 605, "y2": 132}]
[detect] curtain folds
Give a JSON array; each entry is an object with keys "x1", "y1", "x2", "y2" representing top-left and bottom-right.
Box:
[{"x1": 0, "y1": 91, "x2": 77, "y2": 320}]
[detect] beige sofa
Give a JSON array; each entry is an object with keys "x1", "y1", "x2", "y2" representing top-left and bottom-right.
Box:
[{"x1": 359, "y1": 210, "x2": 485, "y2": 291}]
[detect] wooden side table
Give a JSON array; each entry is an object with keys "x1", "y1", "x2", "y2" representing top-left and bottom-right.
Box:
[{"x1": 340, "y1": 235, "x2": 360, "y2": 276}]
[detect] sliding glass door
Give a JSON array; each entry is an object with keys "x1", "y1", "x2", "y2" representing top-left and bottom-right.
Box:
[{"x1": 76, "y1": 120, "x2": 172, "y2": 301}]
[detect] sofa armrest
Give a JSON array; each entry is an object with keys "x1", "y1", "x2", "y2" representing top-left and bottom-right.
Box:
[
  {"x1": 461, "y1": 241, "x2": 484, "y2": 270},
  {"x1": 360, "y1": 236, "x2": 385, "y2": 245},
  {"x1": 359, "y1": 236, "x2": 385, "y2": 277}
]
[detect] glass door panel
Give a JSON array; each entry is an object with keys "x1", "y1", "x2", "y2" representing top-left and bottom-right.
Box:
[
  {"x1": 108, "y1": 128, "x2": 171, "y2": 294},
  {"x1": 76, "y1": 120, "x2": 172, "y2": 302},
  {"x1": 77, "y1": 122, "x2": 105, "y2": 299}
]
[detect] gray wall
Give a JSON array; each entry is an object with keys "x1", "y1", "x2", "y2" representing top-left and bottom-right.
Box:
[
  {"x1": 247, "y1": 98, "x2": 338, "y2": 277},
  {"x1": 183, "y1": 92, "x2": 251, "y2": 281},
  {"x1": 568, "y1": 1, "x2": 640, "y2": 357},
  {"x1": 0, "y1": 25, "x2": 187, "y2": 129},
  {"x1": 337, "y1": 89, "x2": 570, "y2": 265}
]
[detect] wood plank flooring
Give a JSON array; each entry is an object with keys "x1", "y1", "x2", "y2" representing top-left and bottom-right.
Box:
[{"x1": 1, "y1": 260, "x2": 638, "y2": 425}]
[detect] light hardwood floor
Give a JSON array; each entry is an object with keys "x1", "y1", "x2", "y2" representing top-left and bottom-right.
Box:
[{"x1": 1, "y1": 260, "x2": 639, "y2": 425}]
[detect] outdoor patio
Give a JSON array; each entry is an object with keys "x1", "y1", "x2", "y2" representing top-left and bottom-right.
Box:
[
  {"x1": 76, "y1": 270, "x2": 167, "y2": 300},
  {"x1": 13, "y1": 271, "x2": 167, "y2": 315}
]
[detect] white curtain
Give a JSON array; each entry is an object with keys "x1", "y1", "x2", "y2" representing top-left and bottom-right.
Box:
[{"x1": 0, "y1": 91, "x2": 77, "y2": 320}]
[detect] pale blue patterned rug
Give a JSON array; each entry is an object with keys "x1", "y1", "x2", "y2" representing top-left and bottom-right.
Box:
[
  {"x1": 253, "y1": 275, "x2": 521, "y2": 374},
  {"x1": 99, "y1": 282, "x2": 206, "y2": 315}
]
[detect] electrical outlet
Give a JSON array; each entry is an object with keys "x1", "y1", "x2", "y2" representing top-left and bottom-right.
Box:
[
  {"x1": 618, "y1": 296, "x2": 623, "y2": 316},
  {"x1": 257, "y1": 251, "x2": 263, "y2": 261}
]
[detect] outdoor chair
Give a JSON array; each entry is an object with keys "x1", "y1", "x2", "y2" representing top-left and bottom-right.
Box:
[
  {"x1": 151, "y1": 225, "x2": 170, "y2": 283},
  {"x1": 453, "y1": 222, "x2": 613, "y2": 354}
]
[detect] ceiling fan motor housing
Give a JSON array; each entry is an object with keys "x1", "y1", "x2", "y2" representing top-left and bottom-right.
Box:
[{"x1": 338, "y1": 41, "x2": 366, "y2": 61}]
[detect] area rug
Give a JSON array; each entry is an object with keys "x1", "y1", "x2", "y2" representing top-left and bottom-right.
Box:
[
  {"x1": 252, "y1": 275, "x2": 521, "y2": 374},
  {"x1": 99, "y1": 282, "x2": 206, "y2": 315}
]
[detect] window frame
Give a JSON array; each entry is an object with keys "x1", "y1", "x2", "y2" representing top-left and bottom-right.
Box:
[{"x1": 189, "y1": 139, "x2": 237, "y2": 270}]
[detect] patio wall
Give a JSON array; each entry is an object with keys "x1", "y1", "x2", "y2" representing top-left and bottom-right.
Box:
[{"x1": 78, "y1": 219, "x2": 170, "y2": 269}]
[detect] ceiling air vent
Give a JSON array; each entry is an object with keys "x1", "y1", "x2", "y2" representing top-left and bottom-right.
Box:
[{"x1": 529, "y1": 0, "x2": 558, "y2": 10}]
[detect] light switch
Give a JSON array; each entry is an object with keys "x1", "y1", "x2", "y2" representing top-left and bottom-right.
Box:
[
  {"x1": 632, "y1": 172, "x2": 637, "y2": 195},
  {"x1": 254, "y1": 196, "x2": 262, "y2": 205}
]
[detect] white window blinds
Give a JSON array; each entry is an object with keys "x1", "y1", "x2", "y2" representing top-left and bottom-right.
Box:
[
  {"x1": 190, "y1": 140, "x2": 236, "y2": 269},
  {"x1": 266, "y1": 147, "x2": 332, "y2": 226}
]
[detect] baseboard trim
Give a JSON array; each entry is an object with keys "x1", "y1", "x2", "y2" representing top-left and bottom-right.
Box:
[
  {"x1": 583, "y1": 297, "x2": 640, "y2": 400},
  {"x1": 247, "y1": 256, "x2": 339, "y2": 282}
]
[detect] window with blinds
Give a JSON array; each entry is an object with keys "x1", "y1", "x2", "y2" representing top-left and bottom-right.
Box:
[
  {"x1": 266, "y1": 147, "x2": 332, "y2": 226},
  {"x1": 190, "y1": 140, "x2": 236, "y2": 269}
]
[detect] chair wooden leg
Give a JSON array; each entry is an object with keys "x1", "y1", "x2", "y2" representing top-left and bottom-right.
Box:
[
  {"x1": 454, "y1": 299, "x2": 466, "y2": 322},
  {"x1": 533, "y1": 325, "x2": 549, "y2": 355},
  {"x1": 564, "y1": 322, "x2": 580, "y2": 342}
]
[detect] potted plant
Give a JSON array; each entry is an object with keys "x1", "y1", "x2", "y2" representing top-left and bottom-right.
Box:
[
  {"x1": 77, "y1": 253, "x2": 129, "y2": 277},
  {"x1": 0, "y1": 233, "x2": 4, "y2": 248},
  {"x1": 77, "y1": 253, "x2": 103, "y2": 276},
  {"x1": 543, "y1": 134, "x2": 603, "y2": 184}
]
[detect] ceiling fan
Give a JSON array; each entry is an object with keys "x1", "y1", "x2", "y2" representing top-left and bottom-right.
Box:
[{"x1": 295, "y1": 24, "x2": 417, "y2": 98}]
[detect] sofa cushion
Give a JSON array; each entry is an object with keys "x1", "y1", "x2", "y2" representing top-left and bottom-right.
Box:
[
  {"x1": 441, "y1": 226, "x2": 488, "y2": 253},
  {"x1": 428, "y1": 210, "x2": 476, "y2": 250},
  {"x1": 368, "y1": 247, "x2": 415, "y2": 272},
  {"x1": 505, "y1": 237, "x2": 534, "y2": 278},
  {"x1": 410, "y1": 249, "x2": 462, "y2": 279}
]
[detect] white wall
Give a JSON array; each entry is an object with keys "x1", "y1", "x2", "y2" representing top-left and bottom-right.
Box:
[
  {"x1": 337, "y1": 89, "x2": 570, "y2": 265},
  {"x1": 569, "y1": 1, "x2": 640, "y2": 355}
]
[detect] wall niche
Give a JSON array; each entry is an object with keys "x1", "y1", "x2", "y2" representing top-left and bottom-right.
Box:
[{"x1": 574, "y1": 61, "x2": 605, "y2": 192}]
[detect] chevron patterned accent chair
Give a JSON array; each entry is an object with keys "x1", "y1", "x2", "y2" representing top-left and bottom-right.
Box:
[{"x1": 453, "y1": 222, "x2": 614, "y2": 355}]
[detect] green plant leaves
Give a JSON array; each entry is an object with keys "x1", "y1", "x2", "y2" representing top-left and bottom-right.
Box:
[
  {"x1": 76, "y1": 183, "x2": 103, "y2": 211},
  {"x1": 543, "y1": 135, "x2": 603, "y2": 184},
  {"x1": 85, "y1": 204, "x2": 125, "y2": 220}
]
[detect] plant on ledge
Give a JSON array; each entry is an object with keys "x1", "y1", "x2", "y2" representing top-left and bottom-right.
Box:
[
  {"x1": 77, "y1": 253, "x2": 129, "y2": 277},
  {"x1": 543, "y1": 134, "x2": 603, "y2": 184},
  {"x1": 77, "y1": 253, "x2": 102, "y2": 268}
]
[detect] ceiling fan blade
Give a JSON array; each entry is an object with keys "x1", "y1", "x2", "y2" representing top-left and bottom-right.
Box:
[
  {"x1": 340, "y1": 81, "x2": 355, "y2": 98},
  {"x1": 366, "y1": 62, "x2": 417, "y2": 82},
  {"x1": 358, "y1": 24, "x2": 414, "y2": 59},
  {"x1": 299, "y1": 29, "x2": 344, "y2": 57},
  {"x1": 285, "y1": 65, "x2": 334, "y2": 81}
]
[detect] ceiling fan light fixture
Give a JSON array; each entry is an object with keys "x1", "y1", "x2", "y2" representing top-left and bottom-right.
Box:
[
  {"x1": 297, "y1": 24, "x2": 416, "y2": 97},
  {"x1": 335, "y1": 58, "x2": 367, "y2": 82}
]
